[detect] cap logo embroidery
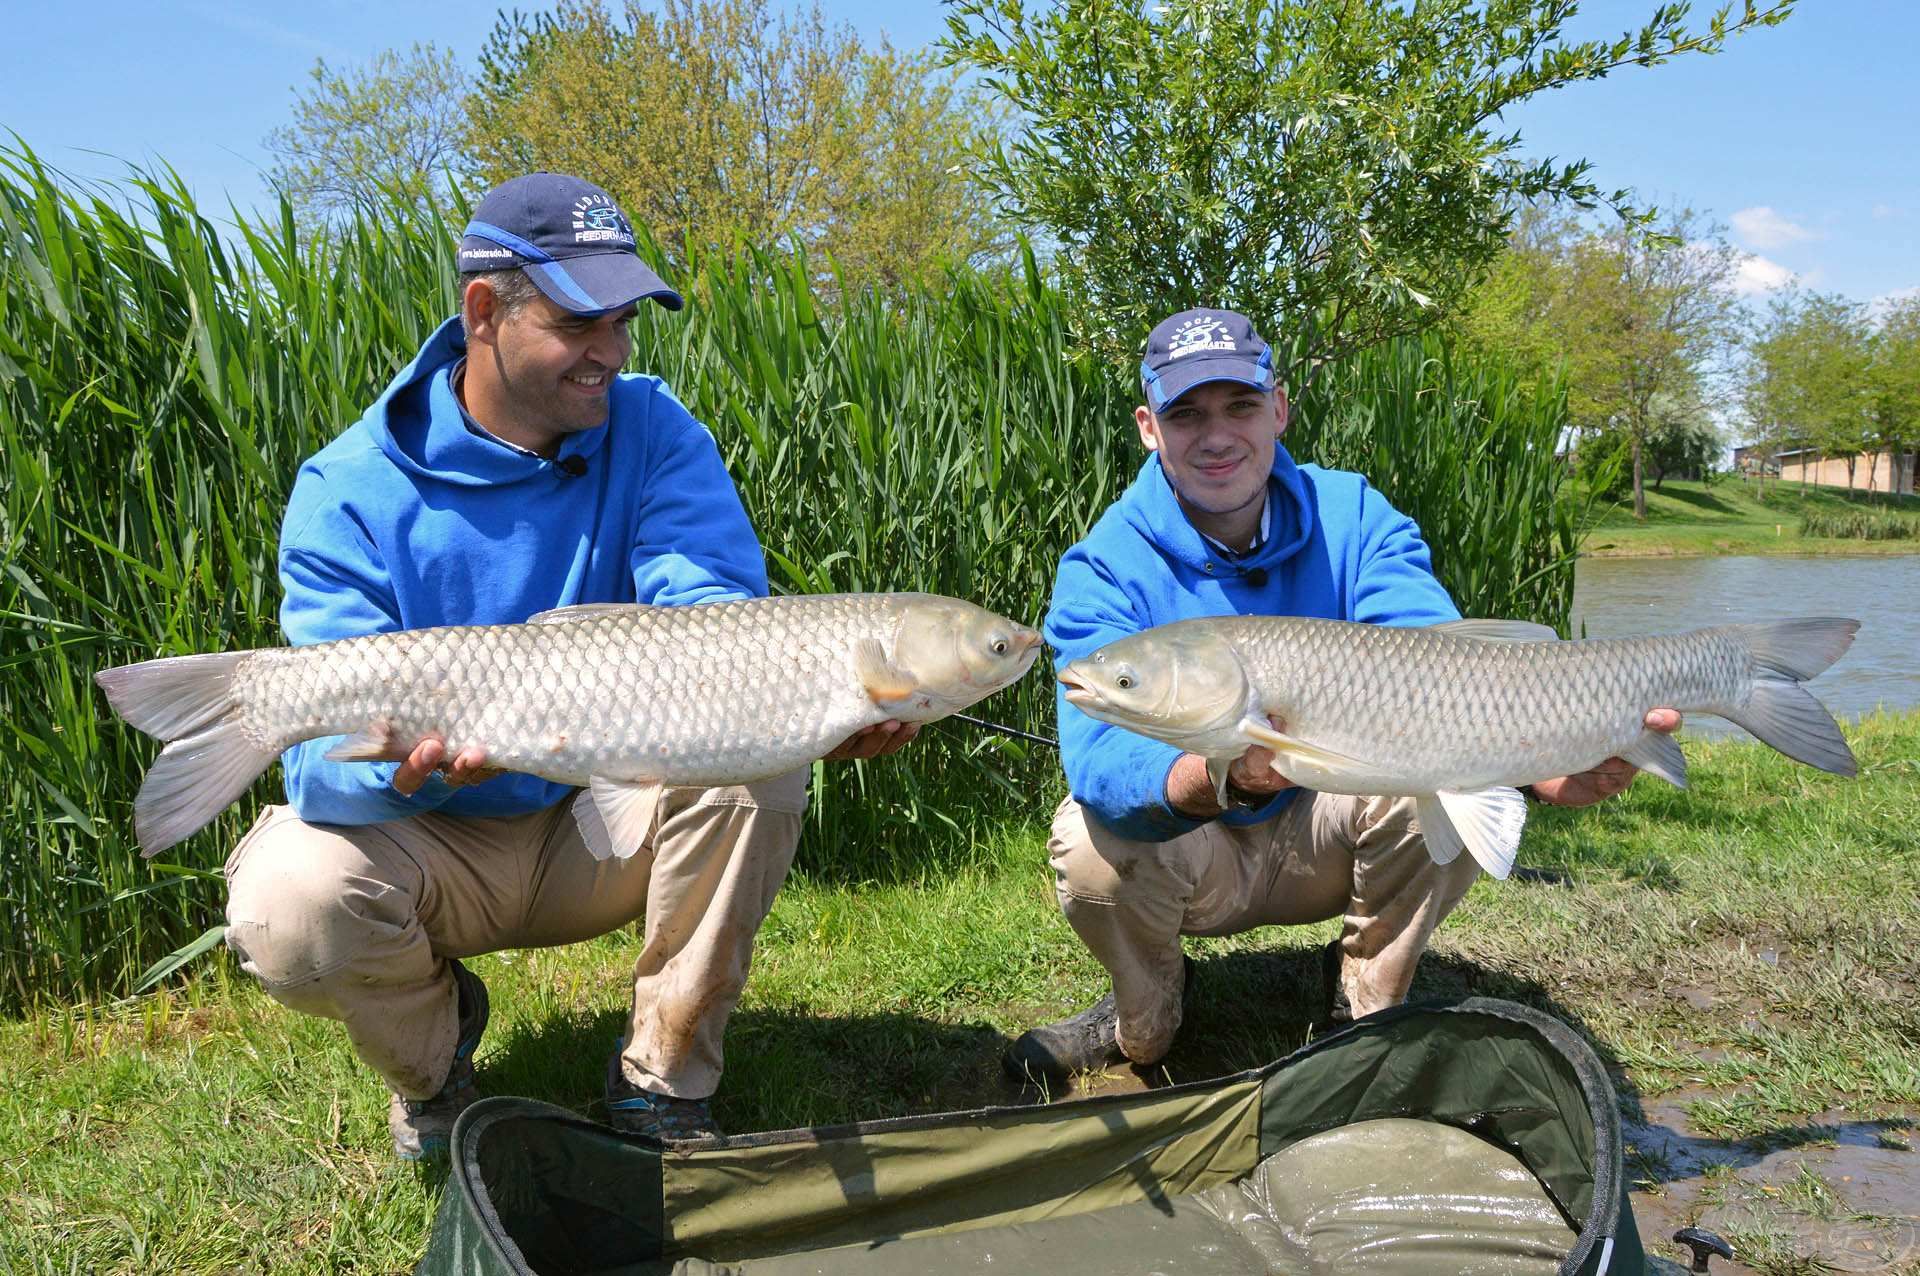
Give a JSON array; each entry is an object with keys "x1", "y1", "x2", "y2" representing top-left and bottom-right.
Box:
[
  {"x1": 572, "y1": 195, "x2": 634, "y2": 246},
  {"x1": 1168, "y1": 317, "x2": 1235, "y2": 358}
]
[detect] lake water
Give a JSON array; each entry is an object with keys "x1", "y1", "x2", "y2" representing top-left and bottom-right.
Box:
[{"x1": 1571, "y1": 554, "x2": 1920, "y2": 737}]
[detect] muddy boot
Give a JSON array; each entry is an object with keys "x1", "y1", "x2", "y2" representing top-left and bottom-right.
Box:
[
  {"x1": 389, "y1": 958, "x2": 490, "y2": 1161},
  {"x1": 1322, "y1": 939, "x2": 1354, "y2": 1026},
  {"x1": 1004, "y1": 957, "x2": 1194, "y2": 1084},
  {"x1": 604, "y1": 1042, "x2": 723, "y2": 1144}
]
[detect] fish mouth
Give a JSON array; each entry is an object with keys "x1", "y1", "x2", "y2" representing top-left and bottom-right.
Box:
[{"x1": 1057, "y1": 672, "x2": 1099, "y2": 710}]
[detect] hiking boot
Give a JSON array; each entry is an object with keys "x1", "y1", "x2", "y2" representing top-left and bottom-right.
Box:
[
  {"x1": 389, "y1": 958, "x2": 490, "y2": 1161},
  {"x1": 605, "y1": 1043, "x2": 722, "y2": 1143},
  {"x1": 1004, "y1": 956, "x2": 1195, "y2": 1085},
  {"x1": 1322, "y1": 939, "x2": 1354, "y2": 1026}
]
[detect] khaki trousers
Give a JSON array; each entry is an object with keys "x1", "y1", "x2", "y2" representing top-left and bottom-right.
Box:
[
  {"x1": 223, "y1": 771, "x2": 807, "y2": 1101},
  {"x1": 1049, "y1": 791, "x2": 1480, "y2": 1063}
]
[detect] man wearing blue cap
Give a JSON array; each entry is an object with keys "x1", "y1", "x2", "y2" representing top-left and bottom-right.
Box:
[
  {"x1": 222, "y1": 173, "x2": 916, "y2": 1158},
  {"x1": 1006, "y1": 307, "x2": 1678, "y2": 1083}
]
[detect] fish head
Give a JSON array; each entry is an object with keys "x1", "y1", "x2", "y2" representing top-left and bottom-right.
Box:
[
  {"x1": 1057, "y1": 624, "x2": 1251, "y2": 752},
  {"x1": 892, "y1": 598, "x2": 1043, "y2": 714}
]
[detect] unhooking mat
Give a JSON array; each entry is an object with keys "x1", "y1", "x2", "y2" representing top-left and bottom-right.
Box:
[{"x1": 418, "y1": 998, "x2": 1647, "y2": 1275}]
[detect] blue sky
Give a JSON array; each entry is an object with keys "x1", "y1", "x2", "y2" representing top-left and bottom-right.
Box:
[{"x1": 3, "y1": 1, "x2": 1913, "y2": 309}]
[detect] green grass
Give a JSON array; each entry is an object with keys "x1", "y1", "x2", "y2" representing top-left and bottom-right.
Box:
[
  {"x1": 1580, "y1": 478, "x2": 1920, "y2": 558},
  {"x1": 3, "y1": 711, "x2": 1916, "y2": 1274}
]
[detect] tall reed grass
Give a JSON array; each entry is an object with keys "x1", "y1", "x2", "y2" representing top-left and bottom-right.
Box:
[
  {"x1": 1799, "y1": 507, "x2": 1917, "y2": 541},
  {"x1": 0, "y1": 148, "x2": 1575, "y2": 1005}
]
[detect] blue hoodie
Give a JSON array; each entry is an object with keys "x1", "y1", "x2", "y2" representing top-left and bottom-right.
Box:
[
  {"x1": 276, "y1": 316, "x2": 769, "y2": 825},
  {"x1": 1046, "y1": 445, "x2": 1459, "y2": 842}
]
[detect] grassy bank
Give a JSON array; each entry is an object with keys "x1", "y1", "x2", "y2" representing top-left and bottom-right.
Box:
[
  {"x1": 1581, "y1": 479, "x2": 1920, "y2": 558},
  {"x1": 3, "y1": 711, "x2": 1915, "y2": 1274}
]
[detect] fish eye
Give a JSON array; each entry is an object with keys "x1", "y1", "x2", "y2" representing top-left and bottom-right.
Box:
[
  {"x1": 992, "y1": 637, "x2": 1009, "y2": 655},
  {"x1": 1116, "y1": 674, "x2": 1134, "y2": 690}
]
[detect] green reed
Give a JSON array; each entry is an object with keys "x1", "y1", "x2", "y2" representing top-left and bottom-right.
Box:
[
  {"x1": 0, "y1": 148, "x2": 1573, "y2": 1005},
  {"x1": 1799, "y1": 507, "x2": 1918, "y2": 541}
]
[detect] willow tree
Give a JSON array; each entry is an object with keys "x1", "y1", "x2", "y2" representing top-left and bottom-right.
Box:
[{"x1": 941, "y1": 0, "x2": 1793, "y2": 376}]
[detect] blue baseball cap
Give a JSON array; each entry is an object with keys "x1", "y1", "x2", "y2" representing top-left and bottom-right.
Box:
[
  {"x1": 458, "y1": 172, "x2": 683, "y2": 314},
  {"x1": 1139, "y1": 308, "x2": 1275, "y2": 412}
]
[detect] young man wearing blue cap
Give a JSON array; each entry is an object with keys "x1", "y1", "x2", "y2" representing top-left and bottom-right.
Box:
[
  {"x1": 1006, "y1": 308, "x2": 1678, "y2": 1083},
  {"x1": 222, "y1": 173, "x2": 916, "y2": 1158}
]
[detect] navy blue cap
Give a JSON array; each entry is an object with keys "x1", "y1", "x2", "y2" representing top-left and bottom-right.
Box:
[
  {"x1": 459, "y1": 173, "x2": 683, "y2": 314},
  {"x1": 1139, "y1": 308, "x2": 1275, "y2": 412}
]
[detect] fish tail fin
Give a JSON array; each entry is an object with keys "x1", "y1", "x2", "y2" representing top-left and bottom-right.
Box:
[
  {"x1": 96, "y1": 653, "x2": 277, "y2": 857},
  {"x1": 1719, "y1": 618, "x2": 1859, "y2": 778}
]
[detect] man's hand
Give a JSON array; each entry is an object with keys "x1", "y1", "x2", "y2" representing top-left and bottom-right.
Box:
[
  {"x1": 1168, "y1": 717, "x2": 1297, "y2": 817},
  {"x1": 823, "y1": 720, "x2": 920, "y2": 761},
  {"x1": 1528, "y1": 708, "x2": 1682, "y2": 808},
  {"x1": 391, "y1": 736, "x2": 506, "y2": 796}
]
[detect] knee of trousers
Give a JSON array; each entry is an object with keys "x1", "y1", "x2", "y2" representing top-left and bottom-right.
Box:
[
  {"x1": 1047, "y1": 799, "x2": 1190, "y2": 906},
  {"x1": 224, "y1": 824, "x2": 421, "y2": 994}
]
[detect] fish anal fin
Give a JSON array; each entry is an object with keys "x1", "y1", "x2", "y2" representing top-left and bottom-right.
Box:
[
  {"x1": 1433, "y1": 619, "x2": 1559, "y2": 642},
  {"x1": 1433, "y1": 787, "x2": 1528, "y2": 880},
  {"x1": 854, "y1": 639, "x2": 918, "y2": 705},
  {"x1": 1618, "y1": 729, "x2": 1688, "y2": 789},
  {"x1": 574, "y1": 776, "x2": 663, "y2": 861}
]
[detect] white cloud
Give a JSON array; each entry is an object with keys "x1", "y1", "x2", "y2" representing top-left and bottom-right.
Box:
[
  {"x1": 1733, "y1": 253, "x2": 1796, "y2": 296},
  {"x1": 1731, "y1": 205, "x2": 1819, "y2": 251},
  {"x1": 1870, "y1": 286, "x2": 1920, "y2": 317}
]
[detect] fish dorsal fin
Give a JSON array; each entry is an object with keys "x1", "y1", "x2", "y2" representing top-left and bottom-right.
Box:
[
  {"x1": 854, "y1": 638, "x2": 918, "y2": 705},
  {"x1": 1433, "y1": 619, "x2": 1560, "y2": 643},
  {"x1": 1617, "y1": 729, "x2": 1688, "y2": 789},
  {"x1": 573, "y1": 776, "x2": 663, "y2": 861},
  {"x1": 1431, "y1": 787, "x2": 1528, "y2": 880},
  {"x1": 527, "y1": 603, "x2": 648, "y2": 626}
]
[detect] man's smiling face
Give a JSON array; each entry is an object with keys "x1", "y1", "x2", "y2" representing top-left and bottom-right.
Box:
[
  {"x1": 1135, "y1": 380, "x2": 1288, "y2": 522},
  {"x1": 489, "y1": 291, "x2": 637, "y2": 436}
]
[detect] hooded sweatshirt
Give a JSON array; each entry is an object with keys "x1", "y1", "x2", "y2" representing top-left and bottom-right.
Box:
[
  {"x1": 1046, "y1": 445, "x2": 1459, "y2": 842},
  {"x1": 276, "y1": 316, "x2": 769, "y2": 825}
]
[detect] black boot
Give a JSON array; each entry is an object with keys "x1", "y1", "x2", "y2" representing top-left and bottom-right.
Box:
[
  {"x1": 1004, "y1": 957, "x2": 1194, "y2": 1085},
  {"x1": 1321, "y1": 939, "x2": 1354, "y2": 1026}
]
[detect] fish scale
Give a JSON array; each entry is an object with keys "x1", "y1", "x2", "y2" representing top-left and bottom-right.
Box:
[
  {"x1": 96, "y1": 592, "x2": 1041, "y2": 859},
  {"x1": 1060, "y1": 614, "x2": 1858, "y2": 880}
]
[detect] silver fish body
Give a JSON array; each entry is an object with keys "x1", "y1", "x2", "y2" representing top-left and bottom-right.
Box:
[
  {"x1": 1059, "y1": 615, "x2": 1859, "y2": 880},
  {"x1": 98, "y1": 593, "x2": 1041, "y2": 860}
]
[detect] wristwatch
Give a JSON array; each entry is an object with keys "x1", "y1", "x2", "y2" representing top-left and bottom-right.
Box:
[{"x1": 1222, "y1": 777, "x2": 1267, "y2": 811}]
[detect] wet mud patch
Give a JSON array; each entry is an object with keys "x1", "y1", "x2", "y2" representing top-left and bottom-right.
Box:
[{"x1": 1628, "y1": 1095, "x2": 1920, "y2": 1273}]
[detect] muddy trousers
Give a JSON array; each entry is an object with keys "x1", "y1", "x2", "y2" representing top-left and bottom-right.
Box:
[
  {"x1": 1049, "y1": 792, "x2": 1481, "y2": 1063},
  {"x1": 222, "y1": 772, "x2": 807, "y2": 1102}
]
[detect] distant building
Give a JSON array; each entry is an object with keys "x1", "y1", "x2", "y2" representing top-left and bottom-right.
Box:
[{"x1": 1734, "y1": 442, "x2": 1915, "y2": 494}]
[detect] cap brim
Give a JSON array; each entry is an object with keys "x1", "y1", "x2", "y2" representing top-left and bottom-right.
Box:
[
  {"x1": 1145, "y1": 357, "x2": 1271, "y2": 412},
  {"x1": 524, "y1": 252, "x2": 684, "y2": 315}
]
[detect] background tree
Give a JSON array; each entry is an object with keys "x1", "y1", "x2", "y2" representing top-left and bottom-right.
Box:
[
  {"x1": 1555, "y1": 211, "x2": 1743, "y2": 518},
  {"x1": 1869, "y1": 296, "x2": 1920, "y2": 496},
  {"x1": 263, "y1": 42, "x2": 469, "y2": 228},
  {"x1": 465, "y1": 0, "x2": 1008, "y2": 283},
  {"x1": 940, "y1": 0, "x2": 1793, "y2": 371},
  {"x1": 1747, "y1": 290, "x2": 1877, "y2": 494}
]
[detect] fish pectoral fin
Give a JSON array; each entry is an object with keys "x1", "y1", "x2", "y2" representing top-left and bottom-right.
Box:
[
  {"x1": 854, "y1": 639, "x2": 918, "y2": 705},
  {"x1": 1617, "y1": 729, "x2": 1688, "y2": 789},
  {"x1": 1431, "y1": 787, "x2": 1528, "y2": 881},
  {"x1": 1205, "y1": 755, "x2": 1234, "y2": 808},
  {"x1": 573, "y1": 776, "x2": 663, "y2": 862},
  {"x1": 1237, "y1": 718, "x2": 1368, "y2": 775},
  {"x1": 323, "y1": 718, "x2": 405, "y2": 762},
  {"x1": 1431, "y1": 618, "x2": 1560, "y2": 642},
  {"x1": 1414, "y1": 796, "x2": 1465, "y2": 867}
]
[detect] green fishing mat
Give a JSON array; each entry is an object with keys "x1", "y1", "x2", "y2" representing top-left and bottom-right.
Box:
[{"x1": 417, "y1": 998, "x2": 1646, "y2": 1275}]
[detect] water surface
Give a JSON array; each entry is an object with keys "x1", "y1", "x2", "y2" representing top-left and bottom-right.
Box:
[{"x1": 1572, "y1": 554, "x2": 1920, "y2": 738}]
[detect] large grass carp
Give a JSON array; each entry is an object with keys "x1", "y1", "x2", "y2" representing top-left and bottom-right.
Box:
[
  {"x1": 1057, "y1": 616, "x2": 1859, "y2": 880},
  {"x1": 97, "y1": 593, "x2": 1041, "y2": 860}
]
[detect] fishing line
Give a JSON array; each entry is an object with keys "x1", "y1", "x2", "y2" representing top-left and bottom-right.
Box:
[{"x1": 947, "y1": 713, "x2": 1058, "y2": 748}]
